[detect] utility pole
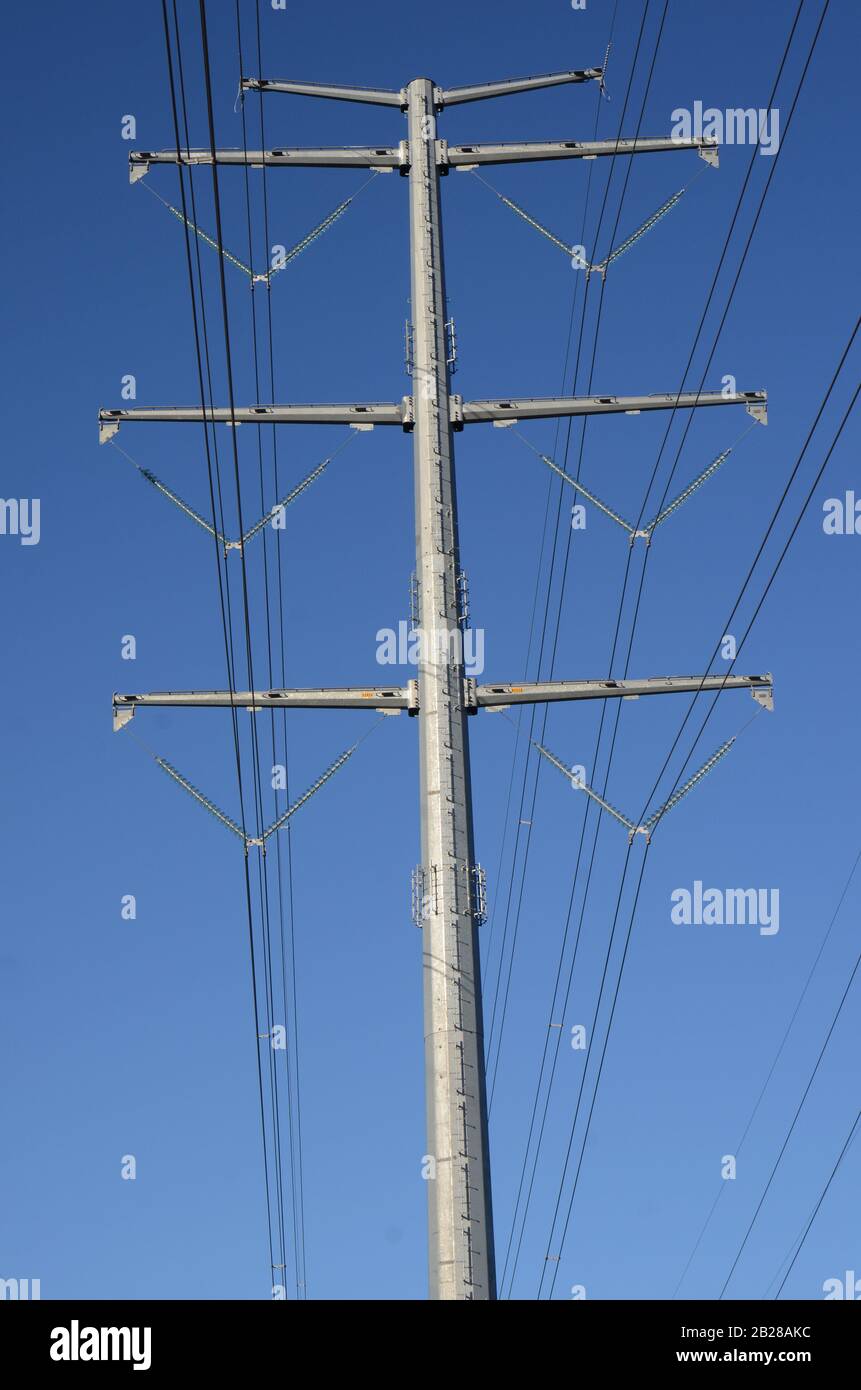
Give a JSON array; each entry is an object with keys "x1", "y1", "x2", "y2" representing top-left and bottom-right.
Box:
[
  {"x1": 101, "y1": 65, "x2": 771, "y2": 1300},
  {"x1": 404, "y1": 76, "x2": 496, "y2": 1300}
]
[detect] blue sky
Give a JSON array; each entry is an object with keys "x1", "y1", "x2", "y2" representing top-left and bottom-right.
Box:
[{"x1": 2, "y1": 0, "x2": 859, "y2": 1301}]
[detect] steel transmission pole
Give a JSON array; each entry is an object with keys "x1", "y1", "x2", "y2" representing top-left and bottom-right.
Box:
[
  {"x1": 406, "y1": 78, "x2": 496, "y2": 1300},
  {"x1": 101, "y1": 61, "x2": 774, "y2": 1302}
]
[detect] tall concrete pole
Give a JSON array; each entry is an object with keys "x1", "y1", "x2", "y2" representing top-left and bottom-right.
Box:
[{"x1": 407, "y1": 77, "x2": 496, "y2": 1300}]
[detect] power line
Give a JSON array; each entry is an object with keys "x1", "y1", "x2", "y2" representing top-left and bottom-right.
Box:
[
  {"x1": 234, "y1": 0, "x2": 297, "y2": 1294},
  {"x1": 103, "y1": 23, "x2": 782, "y2": 1301},
  {"x1": 550, "y1": 357, "x2": 858, "y2": 1299},
  {"x1": 486, "y1": 0, "x2": 654, "y2": 1104},
  {"x1": 543, "y1": 343, "x2": 858, "y2": 1300},
  {"x1": 482, "y1": 3, "x2": 622, "y2": 1033},
  {"x1": 198, "y1": 0, "x2": 291, "y2": 1288},
  {"x1": 640, "y1": 313, "x2": 858, "y2": 842},
  {"x1": 773, "y1": 1110, "x2": 861, "y2": 1299},
  {"x1": 160, "y1": 0, "x2": 280, "y2": 1284},
  {"x1": 717, "y1": 439, "x2": 861, "y2": 1300},
  {"x1": 251, "y1": 0, "x2": 308, "y2": 1297},
  {"x1": 524, "y1": 0, "x2": 829, "y2": 1295},
  {"x1": 673, "y1": 844, "x2": 861, "y2": 1297},
  {"x1": 499, "y1": 0, "x2": 679, "y2": 1290},
  {"x1": 541, "y1": 843, "x2": 650, "y2": 1298}
]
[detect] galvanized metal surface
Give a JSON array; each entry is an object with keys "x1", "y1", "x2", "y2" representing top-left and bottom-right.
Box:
[
  {"x1": 103, "y1": 68, "x2": 775, "y2": 1302},
  {"x1": 407, "y1": 78, "x2": 496, "y2": 1301}
]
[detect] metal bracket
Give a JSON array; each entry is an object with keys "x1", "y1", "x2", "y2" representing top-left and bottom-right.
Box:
[
  {"x1": 470, "y1": 865, "x2": 488, "y2": 925},
  {"x1": 751, "y1": 684, "x2": 774, "y2": 711},
  {"x1": 411, "y1": 867, "x2": 424, "y2": 926},
  {"x1": 449, "y1": 394, "x2": 464, "y2": 431},
  {"x1": 409, "y1": 572, "x2": 420, "y2": 629},
  {"x1": 445, "y1": 318, "x2": 458, "y2": 374},
  {"x1": 627, "y1": 825, "x2": 652, "y2": 845},
  {"x1": 412, "y1": 863, "x2": 439, "y2": 926},
  {"x1": 456, "y1": 570, "x2": 470, "y2": 628},
  {"x1": 697, "y1": 141, "x2": 720, "y2": 168},
  {"x1": 404, "y1": 319, "x2": 414, "y2": 377},
  {"x1": 745, "y1": 396, "x2": 768, "y2": 425},
  {"x1": 113, "y1": 701, "x2": 136, "y2": 733},
  {"x1": 407, "y1": 678, "x2": 420, "y2": 715}
]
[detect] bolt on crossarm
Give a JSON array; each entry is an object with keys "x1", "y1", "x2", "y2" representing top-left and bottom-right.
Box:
[{"x1": 110, "y1": 673, "x2": 774, "y2": 726}]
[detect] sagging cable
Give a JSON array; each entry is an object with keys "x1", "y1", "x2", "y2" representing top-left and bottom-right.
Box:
[{"x1": 535, "y1": 735, "x2": 736, "y2": 843}]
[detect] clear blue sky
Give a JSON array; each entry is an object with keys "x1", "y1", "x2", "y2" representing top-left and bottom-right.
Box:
[{"x1": 2, "y1": 0, "x2": 859, "y2": 1301}]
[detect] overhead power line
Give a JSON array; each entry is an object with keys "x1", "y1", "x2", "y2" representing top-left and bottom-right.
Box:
[
  {"x1": 673, "y1": 844, "x2": 861, "y2": 1297},
  {"x1": 772, "y1": 1111, "x2": 861, "y2": 1300},
  {"x1": 525, "y1": 0, "x2": 834, "y2": 1300},
  {"x1": 544, "y1": 332, "x2": 858, "y2": 1302},
  {"x1": 105, "y1": 7, "x2": 788, "y2": 1302},
  {"x1": 160, "y1": 0, "x2": 281, "y2": 1286}
]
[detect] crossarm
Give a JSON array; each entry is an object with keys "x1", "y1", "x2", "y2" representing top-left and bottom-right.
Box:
[
  {"x1": 129, "y1": 145, "x2": 404, "y2": 182},
  {"x1": 98, "y1": 401, "x2": 410, "y2": 442},
  {"x1": 473, "y1": 674, "x2": 773, "y2": 709},
  {"x1": 445, "y1": 136, "x2": 719, "y2": 168},
  {"x1": 458, "y1": 390, "x2": 767, "y2": 426},
  {"x1": 237, "y1": 69, "x2": 604, "y2": 110},
  {"x1": 113, "y1": 672, "x2": 772, "y2": 731},
  {"x1": 100, "y1": 391, "x2": 766, "y2": 443},
  {"x1": 113, "y1": 685, "x2": 415, "y2": 730},
  {"x1": 440, "y1": 69, "x2": 602, "y2": 106},
  {"x1": 239, "y1": 77, "x2": 405, "y2": 107}
]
